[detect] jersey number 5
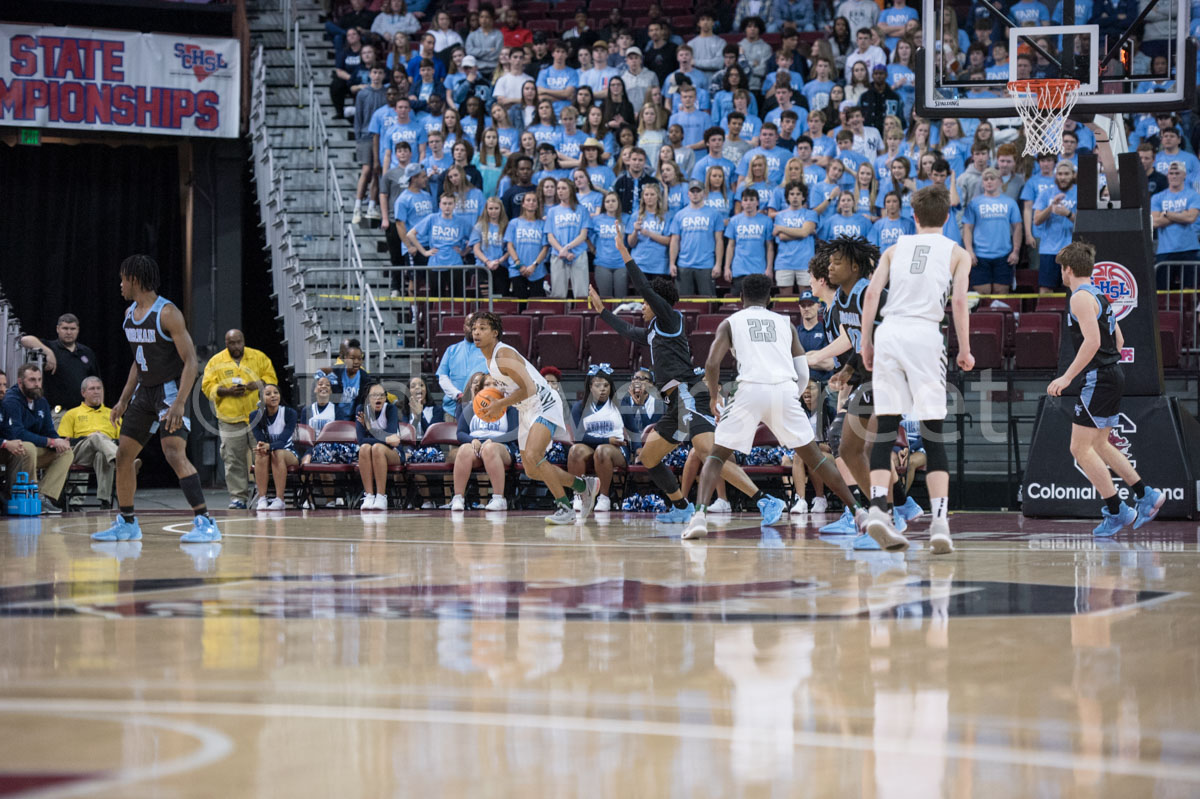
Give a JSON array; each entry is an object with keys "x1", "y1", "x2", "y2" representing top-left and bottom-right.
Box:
[
  {"x1": 747, "y1": 318, "x2": 777, "y2": 342},
  {"x1": 909, "y1": 244, "x2": 930, "y2": 274},
  {"x1": 135, "y1": 345, "x2": 148, "y2": 372}
]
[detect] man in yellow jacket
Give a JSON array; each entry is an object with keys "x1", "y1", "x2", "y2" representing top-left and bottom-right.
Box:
[
  {"x1": 57, "y1": 376, "x2": 121, "y2": 508},
  {"x1": 201, "y1": 330, "x2": 277, "y2": 509}
]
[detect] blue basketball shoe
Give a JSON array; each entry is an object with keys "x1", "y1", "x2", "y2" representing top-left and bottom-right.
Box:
[
  {"x1": 656, "y1": 502, "x2": 695, "y2": 523},
  {"x1": 757, "y1": 495, "x2": 786, "y2": 526},
  {"x1": 1093, "y1": 504, "x2": 1137, "y2": 537},
  {"x1": 1132, "y1": 487, "x2": 1164, "y2": 529},
  {"x1": 92, "y1": 515, "x2": 142, "y2": 542},
  {"x1": 180, "y1": 514, "x2": 222, "y2": 543},
  {"x1": 898, "y1": 496, "x2": 923, "y2": 522},
  {"x1": 820, "y1": 507, "x2": 857, "y2": 535}
]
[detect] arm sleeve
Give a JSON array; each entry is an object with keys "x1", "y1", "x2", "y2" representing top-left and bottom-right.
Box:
[
  {"x1": 599, "y1": 309, "x2": 650, "y2": 344},
  {"x1": 271, "y1": 408, "x2": 298, "y2": 450},
  {"x1": 624, "y1": 257, "x2": 680, "y2": 330}
]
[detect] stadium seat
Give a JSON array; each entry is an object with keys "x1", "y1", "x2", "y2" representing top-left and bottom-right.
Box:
[
  {"x1": 587, "y1": 331, "x2": 633, "y2": 368},
  {"x1": 500, "y1": 331, "x2": 528, "y2": 357},
  {"x1": 527, "y1": 19, "x2": 559, "y2": 32},
  {"x1": 432, "y1": 331, "x2": 462, "y2": 361},
  {"x1": 536, "y1": 332, "x2": 581, "y2": 370},
  {"x1": 1035, "y1": 296, "x2": 1067, "y2": 314},
  {"x1": 688, "y1": 331, "x2": 734, "y2": 370},
  {"x1": 541, "y1": 315, "x2": 584, "y2": 356},
  {"x1": 300, "y1": 421, "x2": 360, "y2": 506},
  {"x1": 969, "y1": 311, "x2": 1006, "y2": 370},
  {"x1": 524, "y1": 299, "x2": 565, "y2": 320},
  {"x1": 440, "y1": 314, "x2": 468, "y2": 334},
  {"x1": 500, "y1": 315, "x2": 534, "y2": 354},
  {"x1": 485, "y1": 300, "x2": 521, "y2": 315},
  {"x1": 590, "y1": 0, "x2": 620, "y2": 10},
  {"x1": 695, "y1": 313, "x2": 725, "y2": 333},
  {"x1": 523, "y1": 1, "x2": 550, "y2": 14},
  {"x1": 404, "y1": 422, "x2": 458, "y2": 481},
  {"x1": 1014, "y1": 312, "x2": 1062, "y2": 369}
]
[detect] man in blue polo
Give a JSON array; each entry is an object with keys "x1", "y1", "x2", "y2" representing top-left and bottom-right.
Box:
[
  {"x1": 735, "y1": 122, "x2": 792, "y2": 185},
  {"x1": 963, "y1": 167, "x2": 1022, "y2": 296},
  {"x1": 669, "y1": 180, "x2": 725, "y2": 295}
]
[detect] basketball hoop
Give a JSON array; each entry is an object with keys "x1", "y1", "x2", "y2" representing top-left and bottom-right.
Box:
[{"x1": 1007, "y1": 78, "x2": 1082, "y2": 156}]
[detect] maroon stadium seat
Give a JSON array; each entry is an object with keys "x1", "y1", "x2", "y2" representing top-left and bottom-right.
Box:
[
  {"x1": 500, "y1": 315, "x2": 533, "y2": 355},
  {"x1": 1014, "y1": 312, "x2": 1062, "y2": 369},
  {"x1": 587, "y1": 331, "x2": 633, "y2": 368},
  {"x1": 536, "y1": 332, "x2": 581, "y2": 370},
  {"x1": 1159, "y1": 311, "x2": 1182, "y2": 368},
  {"x1": 969, "y1": 311, "x2": 1006, "y2": 370}
]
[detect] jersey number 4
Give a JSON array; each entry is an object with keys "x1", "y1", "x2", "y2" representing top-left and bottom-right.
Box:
[
  {"x1": 135, "y1": 345, "x2": 148, "y2": 372},
  {"x1": 747, "y1": 318, "x2": 777, "y2": 342},
  {"x1": 909, "y1": 244, "x2": 930, "y2": 274}
]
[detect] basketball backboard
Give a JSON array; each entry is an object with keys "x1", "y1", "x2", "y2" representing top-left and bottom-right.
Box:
[{"x1": 915, "y1": 0, "x2": 1196, "y2": 118}]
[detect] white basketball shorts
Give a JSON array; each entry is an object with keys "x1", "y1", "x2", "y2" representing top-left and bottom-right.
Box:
[
  {"x1": 872, "y1": 320, "x2": 948, "y2": 420},
  {"x1": 714, "y1": 381, "x2": 815, "y2": 454}
]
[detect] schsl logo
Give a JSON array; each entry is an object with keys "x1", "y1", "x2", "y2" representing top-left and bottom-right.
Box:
[
  {"x1": 1092, "y1": 260, "x2": 1137, "y2": 322},
  {"x1": 174, "y1": 43, "x2": 230, "y2": 82}
]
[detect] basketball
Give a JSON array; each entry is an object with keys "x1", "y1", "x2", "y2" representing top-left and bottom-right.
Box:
[{"x1": 473, "y1": 387, "x2": 505, "y2": 422}]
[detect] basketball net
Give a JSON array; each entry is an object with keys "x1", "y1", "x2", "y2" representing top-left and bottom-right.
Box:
[{"x1": 1008, "y1": 79, "x2": 1082, "y2": 156}]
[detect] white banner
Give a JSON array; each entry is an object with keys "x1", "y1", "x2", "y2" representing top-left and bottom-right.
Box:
[{"x1": 0, "y1": 23, "x2": 241, "y2": 138}]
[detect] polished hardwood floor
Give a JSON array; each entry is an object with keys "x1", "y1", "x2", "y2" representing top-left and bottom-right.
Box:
[{"x1": 0, "y1": 501, "x2": 1197, "y2": 798}]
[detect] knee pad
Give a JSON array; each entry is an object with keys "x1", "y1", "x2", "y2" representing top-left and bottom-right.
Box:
[
  {"x1": 870, "y1": 415, "x2": 901, "y2": 472},
  {"x1": 921, "y1": 420, "x2": 949, "y2": 473},
  {"x1": 647, "y1": 461, "x2": 681, "y2": 494}
]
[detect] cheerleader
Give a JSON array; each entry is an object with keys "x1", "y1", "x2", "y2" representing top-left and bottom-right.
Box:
[{"x1": 566, "y1": 365, "x2": 627, "y2": 512}]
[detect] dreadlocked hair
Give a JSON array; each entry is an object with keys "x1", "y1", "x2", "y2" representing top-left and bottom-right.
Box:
[
  {"x1": 120, "y1": 254, "x2": 161, "y2": 292},
  {"x1": 810, "y1": 239, "x2": 835, "y2": 283},
  {"x1": 825, "y1": 235, "x2": 880, "y2": 279}
]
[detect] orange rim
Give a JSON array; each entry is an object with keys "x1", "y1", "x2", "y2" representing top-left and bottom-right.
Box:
[{"x1": 1007, "y1": 78, "x2": 1081, "y2": 110}]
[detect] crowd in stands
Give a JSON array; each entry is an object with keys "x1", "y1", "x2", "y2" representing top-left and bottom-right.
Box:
[{"x1": 325, "y1": 0, "x2": 1200, "y2": 298}]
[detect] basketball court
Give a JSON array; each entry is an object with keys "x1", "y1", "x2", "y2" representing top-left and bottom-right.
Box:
[{"x1": 0, "y1": 500, "x2": 1197, "y2": 796}]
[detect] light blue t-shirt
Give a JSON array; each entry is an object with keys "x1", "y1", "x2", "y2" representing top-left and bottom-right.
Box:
[
  {"x1": 1011, "y1": 0, "x2": 1050, "y2": 25},
  {"x1": 801, "y1": 164, "x2": 827, "y2": 190},
  {"x1": 1052, "y1": 0, "x2": 1094, "y2": 23},
  {"x1": 811, "y1": 135, "x2": 837, "y2": 162},
  {"x1": 666, "y1": 183, "x2": 688, "y2": 216},
  {"x1": 836, "y1": 148, "x2": 870, "y2": 180},
  {"x1": 394, "y1": 189, "x2": 435, "y2": 254},
  {"x1": 544, "y1": 204, "x2": 590, "y2": 257},
  {"x1": 411, "y1": 213, "x2": 471, "y2": 267},
  {"x1": 384, "y1": 119, "x2": 427, "y2": 163},
  {"x1": 1154, "y1": 151, "x2": 1200, "y2": 182},
  {"x1": 773, "y1": 207, "x2": 819, "y2": 269},
  {"x1": 964, "y1": 194, "x2": 1021, "y2": 258},
  {"x1": 724, "y1": 212, "x2": 772, "y2": 277},
  {"x1": 670, "y1": 109, "x2": 710, "y2": 147},
  {"x1": 764, "y1": 105, "x2": 809, "y2": 136},
  {"x1": 469, "y1": 221, "x2": 507, "y2": 266},
  {"x1": 1151, "y1": 188, "x2": 1200, "y2": 253},
  {"x1": 496, "y1": 127, "x2": 521, "y2": 153},
  {"x1": 691, "y1": 154, "x2": 736, "y2": 184},
  {"x1": 587, "y1": 166, "x2": 615, "y2": 192},
  {"x1": 704, "y1": 191, "x2": 733, "y2": 219},
  {"x1": 630, "y1": 213, "x2": 671, "y2": 274},
  {"x1": 369, "y1": 106, "x2": 397, "y2": 161},
  {"x1": 724, "y1": 113, "x2": 762, "y2": 142},
  {"x1": 526, "y1": 123, "x2": 562, "y2": 150},
  {"x1": 669, "y1": 206, "x2": 723, "y2": 270},
  {"x1": 802, "y1": 79, "x2": 836, "y2": 111},
  {"x1": 1021, "y1": 174, "x2": 1057, "y2": 208},
  {"x1": 741, "y1": 181, "x2": 774, "y2": 210},
  {"x1": 536, "y1": 66, "x2": 579, "y2": 113},
  {"x1": 869, "y1": 216, "x2": 916, "y2": 250},
  {"x1": 577, "y1": 190, "x2": 603, "y2": 216},
  {"x1": 454, "y1": 187, "x2": 486, "y2": 226},
  {"x1": 590, "y1": 213, "x2": 629, "y2": 269},
  {"x1": 818, "y1": 212, "x2": 873, "y2": 240},
  {"x1": 1033, "y1": 185, "x2": 1078, "y2": 255},
  {"x1": 557, "y1": 129, "x2": 589, "y2": 162},
  {"x1": 737, "y1": 146, "x2": 793, "y2": 184},
  {"x1": 878, "y1": 5, "x2": 919, "y2": 49},
  {"x1": 503, "y1": 217, "x2": 549, "y2": 279}
]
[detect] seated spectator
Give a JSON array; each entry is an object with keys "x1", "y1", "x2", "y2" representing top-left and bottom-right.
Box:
[
  {"x1": 56, "y1": 376, "x2": 120, "y2": 509},
  {"x1": 1, "y1": 364, "x2": 73, "y2": 514},
  {"x1": 400, "y1": 375, "x2": 437, "y2": 437},
  {"x1": 538, "y1": 366, "x2": 571, "y2": 467},
  {"x1": 252, "y1": 384, "x2": 299, "y2": 511},
  {"x1": 331, "y1": 29, "x2": 370, "y2": 119},
  {"x1": 356, "y1": 383, "x2": 403, "y2": 511},
  {"x1": 619, "y1": 368, "x2": 661, "y2": 456},
  {"x1": 372, "y1": 0, "x2": 420, "y2": 39},
  {"x1": 325, "y1": 0, "x2": 377, "y2": 65},
  {"x1": 450, "y1": 372, "x2": 519, "y2": 511},
  {"x1": 301, "y1": 375, "x2": 344, "y2": 457},
  {"x1": 567, "y1": 366, "x2": 626, "y2": 512},
  {"x1": 465, "y1": 7, "x2": 503, "y2": 77},
  {"x1": 789, "y1": 378, "x2": 833, "y2": 514}
]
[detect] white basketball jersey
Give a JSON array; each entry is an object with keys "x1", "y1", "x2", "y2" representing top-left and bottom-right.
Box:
[
  {"x1": 487, "y1": 341, "x2": 555, "y2": 416},
  {"x1": 727, "y1": 307, "x2": 796, "y2": 385},
  {"x1": 882, "y1": 233, "x2": 955, "y2": 324}
]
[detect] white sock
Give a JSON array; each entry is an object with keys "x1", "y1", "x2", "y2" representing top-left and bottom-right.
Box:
[
  {"x1": 870, "y1": 486, "x2": 887, "y2": 501},
  {"x1": 931, "y1": 497, "x2": 948, "y2": 521},
  {"x1": 354, "y1": 199, "x2": 363, "y2": 209}
]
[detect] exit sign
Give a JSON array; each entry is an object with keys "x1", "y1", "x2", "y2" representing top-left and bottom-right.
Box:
[{"x1": 19, "y1": 129, "x2": 40, "y2": 146}]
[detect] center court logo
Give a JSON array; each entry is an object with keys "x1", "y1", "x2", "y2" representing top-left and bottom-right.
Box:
[{"x1": 1092, "y1": 260, "x2": 1137, "y2": 322}]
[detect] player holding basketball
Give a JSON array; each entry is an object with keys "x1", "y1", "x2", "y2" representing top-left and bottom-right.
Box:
[
  {"x1": 470, "y1": 311, "x2": 601, "y2": 525},
  {"x1": 682, "y1": 274, "x2": 866, "y2": 540},
  {"x1": 860, "y1": 185, "x2": 974, "y2": 553},
  {"x1": 92, "y1": 255, "x2": 221, "y2": 543},
  {"x1": 589, "y1": 231, "x2": 787, "y2": 525},
  {"x1": 1045, "y1": 242, "x2": 1164, "y2": 536}
]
